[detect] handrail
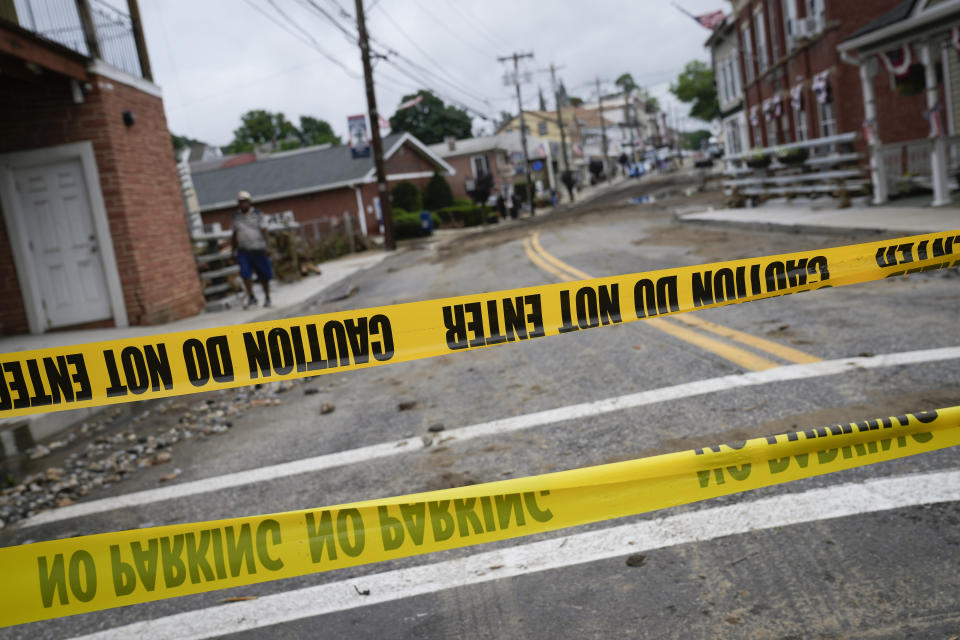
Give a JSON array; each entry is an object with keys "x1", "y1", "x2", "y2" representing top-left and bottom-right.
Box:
[{"x1": 724, "y1": 131, "x2": 859, "y2": 162}]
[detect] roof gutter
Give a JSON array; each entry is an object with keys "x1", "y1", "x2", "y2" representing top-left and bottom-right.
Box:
[{"x1": 839, "y1": 0, "x2": 960, "y2": 55}]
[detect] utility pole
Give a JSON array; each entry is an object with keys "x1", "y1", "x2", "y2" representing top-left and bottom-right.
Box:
[
  {"x1": 622, "y1": 86, "x2": 636, "y2": 163},
  {"x1": 595, "y1": 78, "x2": 610, "y2": 179},
  {"x1": 546, "y1": 63, "x2": 572, "y2": 202},
  {"x1": 547, "y1": 64, "x2": 570, "y2": 174},
  {"x1": 355, "y1": 0, "x2": 394, "y2": 250},
  {"x1": 499, "y1": 51, "x2": 535, "y2": 216}
]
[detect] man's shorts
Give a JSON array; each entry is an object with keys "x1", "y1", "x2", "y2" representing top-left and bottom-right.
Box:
[{"x1": 236, "y1": 249, "x2": 273, "y2": 282}]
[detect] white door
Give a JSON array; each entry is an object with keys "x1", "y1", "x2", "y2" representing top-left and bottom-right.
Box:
[{"x1": 13, "y1": 159, "x2": 113, "y2": 328}]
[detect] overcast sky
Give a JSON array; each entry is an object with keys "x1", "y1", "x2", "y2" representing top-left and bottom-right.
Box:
[{"x1": 119, "y1": 0, "x2": 724, "y2": 147}]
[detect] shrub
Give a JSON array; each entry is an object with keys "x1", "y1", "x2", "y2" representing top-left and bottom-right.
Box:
[
  {"x1": 423, "y1": 172, "x2": 454, "y2": 210},
  {"x1": 513, "y1": 181, "x2": 529, "y2": 204},
  {"x1": 391, "y1": 208, "x2": 420, "y2": 239},
  {"x1": 453, "y1": 197, "x2": 473, "y2": 207},
  {"x1": 391, "y1": 181, "x2": 421, "y2": 212},
  {"x1": 434, "y1": 204, "x2": 494, "y2": 227}
]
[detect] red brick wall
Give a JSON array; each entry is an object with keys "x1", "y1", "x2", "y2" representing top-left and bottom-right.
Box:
[
  {"x1": 443, "y1": 151, "x2": 504, "y2": 200},
  {"x1": 0, "y1": 69, "x2": 204, "y2": 334},
  {"x1": 735, "y1": 0, "x2": 930, "y2": 152},
  {"x1": 384, "y1": 143, "x2": 436, "y2": 175},
  {"x1": 202, "y1": 142, "x2": 443, "y2": 236}
]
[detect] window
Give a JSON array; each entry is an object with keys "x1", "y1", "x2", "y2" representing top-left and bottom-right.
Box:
[
  {"x1": 731, "y1": 56, "x2": 741, "y2": 96},
  {"x1": 818, "y1": 101, "x2": 836, "y2": 138},
  {"x1": 783, "y1": 0, "x2": 797, "y2": 50},
  {"x1": 742, "y1": 24, "x2": 755, "y2": 83},
  {"x1": 795, "y1": 105, "x2": 808, "y2": 141},
  {"x1": 726, "y1": 119, "x2": 743, "y2": 155},
  {"x1": 767, "y1": 0, "x2": 781, "y2": 61},
  {"x1": 780, "y1": 112, "x2": 792, "y2": 143},
  {"x1": 766, "y1": 117, "x2": 778, "y2": 146},
  {"x1": 471, "y1": 154, "x2": 489, "y2": 177},
  {"x1": 754, "y1": 9, "x2": 768, "y2": 71},
  {"x1": 537, "y1": 121, "x2": 548, "y2": 135},
  {"x1": 725, "y1": 58, "x2": 736, "y2": 102}
]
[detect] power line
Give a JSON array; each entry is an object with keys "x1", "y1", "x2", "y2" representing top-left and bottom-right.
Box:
[
  {"x1": 299, "y1": 0, "x2": 358, "y2": 44},
  {"x1": 407, "y1": 0, "x2": 492, "y2": 58},
  {"x1": 292, "y1": 0, "x2": 491, "y2": 119},
  {"x1": 242, "y1": 0, "x2": 361, "y2": 79},
  {"x1": 375, "y1": 4, "x2": 480, "y2": 102},
  {"x1": 301, "y1": 0, "x2": 489, "y2": 112},
  {"x1": 446, "y1": 2, "x2": 511, "y2": 51},
  {"x1": 381, "y1": 58, "x2": 489, "y2": 120}
]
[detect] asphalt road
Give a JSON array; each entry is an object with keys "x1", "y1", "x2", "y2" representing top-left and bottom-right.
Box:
[{"x1": 3, "y1": 174, "x2": 959, "y2": 639}]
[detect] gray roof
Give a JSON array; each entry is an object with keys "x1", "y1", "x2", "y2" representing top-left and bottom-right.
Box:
[
  {"x1": 845, "y1": 0, "x2": 918, "y2": 42},
  {"x1": 192, "y1": 133, "x2": 407, "y2": 209}
]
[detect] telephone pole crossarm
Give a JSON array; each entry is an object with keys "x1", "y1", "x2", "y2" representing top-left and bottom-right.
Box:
[{"x1": 499, "y1": 51, "x2": 536, "y2": 216}]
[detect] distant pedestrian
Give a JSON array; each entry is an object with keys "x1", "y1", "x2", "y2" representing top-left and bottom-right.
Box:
[
  {"x1": 496, "y1": 193, "x2": 506, "y2": 221},
  {"x1": 510, "y1": 192, "x2": 520, "y2": 219},
  {"x1": 232, "y1": 190, "x2": 273, "y2": 308},
  {"x1": 561, "y1": 170, "x2": 576, "y2": 203}
]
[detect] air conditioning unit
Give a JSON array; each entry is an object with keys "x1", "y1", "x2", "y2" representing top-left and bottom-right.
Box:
[{"x1": 789, "y1": 15, "x2": 822, "y2": 41}]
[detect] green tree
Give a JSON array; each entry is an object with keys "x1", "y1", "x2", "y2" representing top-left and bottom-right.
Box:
[
  {"x1": 615, "y1": 73, "x2": 638, "y2": 94},
  {"x1": 643, "y1": 90, "x2": 660, "y2": 115},
  {"x1": 171, "y1": 132, "x2": 204, "y2": 153},
  {"x1": 423, "y1": 172, "x2": 454, "y2": 210},
  {"x1": 669, "y1": 60, "x2": 720, "y2": 122},
  {"x1": 389, "y1": 90, "x2": 472, "y2": 145},
  {"x1": 392, "y1": 181, "x2": 422, "y2": 212},
  {"x1": 222, "y1": 110, "x2": 299, "y2": 154},
  {"x1": 298, "y1": 116, "x2": 341, "y2": 146},
  {"x1": 680, "y1": 129, "x2": 712, "y2": 150}
]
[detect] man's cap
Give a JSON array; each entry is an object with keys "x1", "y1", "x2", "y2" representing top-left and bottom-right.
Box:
[{"x1": 237, "y1": 190, "x2": 252, "y2": 202}]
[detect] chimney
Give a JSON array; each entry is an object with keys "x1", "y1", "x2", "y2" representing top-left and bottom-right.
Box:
[{"x1": 446, "y1": 136, "x2": 456, "y2": 152}]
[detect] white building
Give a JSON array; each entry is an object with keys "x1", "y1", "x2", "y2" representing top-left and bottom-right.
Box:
[{"x1": 707, "y1": 15, "x2": 750, "y2": 155}]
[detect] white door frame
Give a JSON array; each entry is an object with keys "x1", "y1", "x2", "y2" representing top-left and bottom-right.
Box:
[{"x1": 0, "y1": 141, "x2": 128, "y2": 334}]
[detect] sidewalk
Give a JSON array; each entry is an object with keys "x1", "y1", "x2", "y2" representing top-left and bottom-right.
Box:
[
  {"x1": 677, "y1": 197, "x2": 960, "y2": 235},
  {"x1": 0, "y1": 249, "x2": 390, "y2": 458}
]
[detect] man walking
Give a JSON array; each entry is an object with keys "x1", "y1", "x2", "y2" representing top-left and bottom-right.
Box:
[{"x1": 232, "y1": 190, "x2": 273, "y2": 308}]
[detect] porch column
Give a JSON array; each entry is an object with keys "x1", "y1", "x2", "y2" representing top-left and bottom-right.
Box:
[
  {"x1": 859, "y1": 61, "x2": 888, "y2": 204},
  {"x1": 921, "y1": 40, "x2": 951, "y2": 206}
]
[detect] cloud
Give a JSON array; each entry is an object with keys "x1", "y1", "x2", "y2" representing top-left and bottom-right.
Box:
[{"x1": 130, "y1": 0, "x2": 722, "y2": 146}]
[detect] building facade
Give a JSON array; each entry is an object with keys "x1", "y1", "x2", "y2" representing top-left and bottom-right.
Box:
[
  {"x1": 709, "y1": 16, "x2": 751, "y2": 155},
  {"x1": 193, "y1": 133, "x2": 454, "y2": 238},
  {"x1": 731, "y1": 0, "x2": 916, "y2": 151},
  {"x1": 0, "y1": 2, "x2": 204, "y2": 336}
]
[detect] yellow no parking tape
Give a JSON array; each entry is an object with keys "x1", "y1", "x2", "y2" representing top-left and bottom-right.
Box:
[
  {"x1": 1, "y1": 230, "x2": 958, "y2": 419},
  {"x1": 1, "y1": 406, "x2": 958, "y2": 627}
]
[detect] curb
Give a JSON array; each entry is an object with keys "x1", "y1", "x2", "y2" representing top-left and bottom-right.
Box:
[{"x1": 673, "y1": 213, "x2": 919, "y2": 238}]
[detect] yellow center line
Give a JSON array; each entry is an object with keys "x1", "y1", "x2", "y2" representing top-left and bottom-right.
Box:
[
  {"x1": 531, "y1": 231, "x2": 592, "y2": 280},
  {"x1": 645, "y1": 317, "x2": 780, "y2": 371},
  {"x1": 523, "y1": 232, "x2": 800, "y2": 372},
  {"x1": 671, "y1": 314, "x2": 821, "y2": 364},
  {"x1": 523, "y1": 237, "x2": 575, "y2": 282}
]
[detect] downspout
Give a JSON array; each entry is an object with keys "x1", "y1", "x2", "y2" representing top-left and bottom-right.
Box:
[{"x1": 353, "y1": 185, "x2": 369, "y2": 236}]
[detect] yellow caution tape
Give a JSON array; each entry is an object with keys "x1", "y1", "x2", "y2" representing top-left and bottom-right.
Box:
[
  {"x1": 0, "y1": 406, "x2": 957, "y2": 627},
  {"x1": 1, "y1": 230, "x2": 957, "y2": 419}
]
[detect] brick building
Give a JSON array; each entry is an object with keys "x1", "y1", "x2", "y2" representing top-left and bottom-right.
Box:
[
  {"x1": 840, "y1": 0, "x2": 960, "y2": 206},
  {"x1": 0, "y1": 1, "x2": 204, "y2": 337},
  {"x1": 191, "y1": 133, "x2": 453, "y2": 239},
  {"x1": 728, "y1": 0, "x2": 960, "y2": 205},
  {"x1": 732, "y1": 0, "x2": 917, "y2": 151},
  {"x1": 426, "y1": 132, "x2": 526, "y2": 201}
]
